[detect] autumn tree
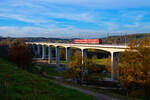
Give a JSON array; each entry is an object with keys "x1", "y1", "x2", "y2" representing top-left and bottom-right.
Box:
[
  {"x1": 10, "y1": 38, "x2": 25, "y2": 47},
  {"x1": 118, "y1": 38, "x2": 150, "y2": 99},
  {"x1": 8, "y1": 39, "x2": 33, "y2": 70},
  {"x1": 64, "y1": 51, "x2": 83, "y2": 84},
  {"x1": 63, "y1": 51, "x2": 104, "y2": 85}
]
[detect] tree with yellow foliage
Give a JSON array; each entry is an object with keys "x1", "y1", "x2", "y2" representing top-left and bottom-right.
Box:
[
  {"x1": 63, "y1": 51, "x2": 104, "y2": 85},
  {"x1": 118, "y1": 38, "x2": 150, "y2": 99},
  {"x1": 65, "y1": 51, "x2": 83, "y2": 84}
]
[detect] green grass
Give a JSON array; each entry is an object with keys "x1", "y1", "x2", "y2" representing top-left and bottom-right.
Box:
[
  {"x1": 0, "y1": 58, "x2": 97, "y2": 100},
  {"x1": 36, "y1": 63, "x2": 63, "y2": 76},
  {"x1": 52, "y1": 60, "x2": 67, "y2": 64},
  {"x1": 95, "y1": 58, "x2": 111, "y2": 66},
  {"x1": 95, "y1": 58, "x2": 111, "y2": 78}
]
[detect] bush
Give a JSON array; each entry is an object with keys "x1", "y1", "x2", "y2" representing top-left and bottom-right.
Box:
[
  {"x1": 0, "y1": 45, "x2": 9, "y2": 59},
  {"x1": 0, "y1": 39, "x2": 11, "y2": 59}
]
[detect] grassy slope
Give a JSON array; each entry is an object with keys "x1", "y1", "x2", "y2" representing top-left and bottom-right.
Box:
[
  {"x1": 0, "y1": 58, "x2": 97, "y2": 100},
  {"x1": 35, "y1": 63, "x2": 63, "y2": 76}
]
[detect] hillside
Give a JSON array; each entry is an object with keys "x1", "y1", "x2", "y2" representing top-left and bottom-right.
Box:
[
  {"x1": 102, "y1": 33, "x2": 150, "y2": 44},
  {"x1": 0, "y1": 58, "x2": 96, "y2": 100},
  {"x1": 0, "y1": 33, "x2": 150, "y2": 44}
]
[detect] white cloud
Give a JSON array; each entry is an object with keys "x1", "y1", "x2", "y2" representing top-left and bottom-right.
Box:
[
  {"x1": 45, "y1": 12, "x2": 95, "y2": 22},
  {"x1": 0, "y1": 26, "x2": 106, "y2": 38},
  {"x1": 0, "y1": 0, "x2": 96, "y2": 23},
  {"x1": 39, "y1": 0, "x2": 150, "y2": 9},
  {"x1": 0, "y1": 14, "x2": 50, "y2": 24},
  {"x1": 124, "y1": 23, "x2": 140, "y2": 28},
  {"x1": 0, "y1": 24, "x2": 150, "y2": 38}
]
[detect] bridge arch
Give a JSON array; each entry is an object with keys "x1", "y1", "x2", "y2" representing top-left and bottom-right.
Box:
[{"x1": 27, "y1": 42, "x2": 127, "y2": 80}]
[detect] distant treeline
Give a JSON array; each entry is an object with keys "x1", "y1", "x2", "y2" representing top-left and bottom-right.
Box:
[{"x1": 0, "y1": 33, "x2": 150, "y2": 45}]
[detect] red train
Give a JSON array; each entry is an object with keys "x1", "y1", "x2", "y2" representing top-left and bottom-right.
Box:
[{"x1": 74, "y1": 39, "x2": 102, "y2": 44}]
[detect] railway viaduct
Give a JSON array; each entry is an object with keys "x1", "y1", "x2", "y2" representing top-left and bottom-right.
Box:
[{"x1": 26, "y1": 42, "x2": 128, "y2": 80}]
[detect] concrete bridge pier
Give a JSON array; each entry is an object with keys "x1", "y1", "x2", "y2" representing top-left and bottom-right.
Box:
[
  {"x1": 55, "y1": 46, "x2": 60, "y2": 66},
  {"x1": 111, "y1": 52, "x2": 119, "y2": 80},
  {"x1": 81, "y1": 49, "x2": 87, "y2": 64},
  {"x1": 28, "y1": 44, "x2": 33, "y2": 51},
  {"x1": 32, "y1": 44, "x2": 38, "y2": 57},
  {"x1": 66, "y1": 47, "x2": 70, "y2": 63},
  {"x1": 48, "y1": 46, "x2": 52, "y2": 64},
  {"x1": 37, "y1": 45, "x2": 41, "y2": 58},
  {"x1": 42, "y1": 45, "x2": 46, "y2": 60},
  {"x1": 81, "y1": 49, "x2": 88, "y2": 83}
]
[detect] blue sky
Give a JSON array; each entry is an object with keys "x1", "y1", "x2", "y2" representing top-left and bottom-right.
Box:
[{"x1": 0, "y1": 0, "x2": 150, "y2": 38}]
